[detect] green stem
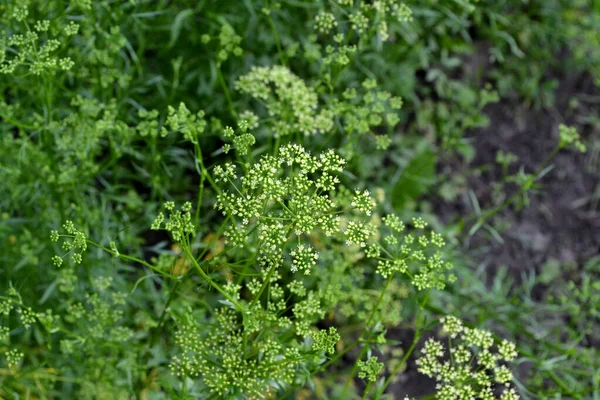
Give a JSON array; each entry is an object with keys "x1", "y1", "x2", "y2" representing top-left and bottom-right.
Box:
[
  {"x1": 376, "y1": 327, "x2": 421, "y2": 396},
  {"x1": 340, "y1": 275, "x2": 395, "y2": 397},
  {"x1": 361, "y1": 382, "x2": 373, "y2": 400},
  {"x1": 195, "y1": 142, "x2": 220, "y2": 194},
  {"x1": 375, "y1": 291, "x2": 429, "y2": 397},
  {"x1": 217, "y1": 66, "x2": 236, "y2": 119},
  {"x1": 195, "y1": 173, "x2": 206, "y2": 226},
  {"x1": 87, "y1": 240, "x2": 177, "y2": 279},
  {"x1": 268, "y1": 17, "x2": 286, "y2": 66},
  {"x1": 0, "y1": 114, "x2": 42, "y2": 130},
  {"x1": 331, "y1": 31, "x2": 355, "y2": 89},
  {"x1": 265, "y1": 1, "x2": 286, "y2": 66},
  {"x1": 250, "y1": 259, "x2": 278, "y2": 307},
  {"x1": 182, "y1": 240, "x2": 245, "y2": 312}
]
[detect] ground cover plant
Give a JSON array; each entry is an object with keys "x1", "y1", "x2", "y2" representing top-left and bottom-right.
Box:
[{"x1": 0, "y1": 0, "x2": 598, "y2": 399}]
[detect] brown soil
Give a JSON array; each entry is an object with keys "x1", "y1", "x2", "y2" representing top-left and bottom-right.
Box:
[
  {"x1": 389, "y1": 70, "x2": 599, "y2": 398},
  {"x1": 440, "y1": 71, "x2": 599, "y2": 280}
]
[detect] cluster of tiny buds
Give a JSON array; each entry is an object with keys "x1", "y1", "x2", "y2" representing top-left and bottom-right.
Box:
[
  {"x1": 50, "y1": 221, "x2": 87, "y2": 266},
  {"x1": 290, "y1": 244, "x2": 319, "y2": 275},
  {"x1": 151, "y1": 201, "x2": 195, "y2": 242},
  {"x1": 351, "y1": 189, "x2": 375, "y2": 215},
  {"x1": 416, "y1": 316, "x2": 519, "y2": 400},
  {"x1": 5, "y1": 349, "x2": 24, "y2": 368},
  {"x1": 357, "y1": 356, "x2": 384, "y2": 382}
]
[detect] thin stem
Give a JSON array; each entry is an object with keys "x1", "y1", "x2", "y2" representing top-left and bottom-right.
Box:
[
  {"x1": 249, "y1": 259, "x2": 278, "y2": 307},
  {"x1": 375, "y1": 291, "x2": 429, "y2": 397},
  {"x1": 377, "y1": 329, "x2": 420, "y2": 396},
  {"x1": 195, "y1": 172, "x2": 206, "y2": 226},
  {"x1": 182, "y1": 240, "x2": 245, "y2": 313},
  {"x1": 340, "y1": 275, "x2": 395, "y2": 397},
  {"x1": 265, "y1": 1, "x2": 287, "y2": 66},
  {"x1": 217, "y1": 66, "x2": 236, "y2": 119},
  {"x1": 194, "y1": 142, "x2": 221, "y2": 195},
  {"x1": 87, "y1": 240, "x2": 177, "y2": 279},
  {"x1": 0, "y1": 113, "x2": 42, "y2": 130},
  {"x1": 361, "y1": 382, "x2": 373, "y2": 400}
]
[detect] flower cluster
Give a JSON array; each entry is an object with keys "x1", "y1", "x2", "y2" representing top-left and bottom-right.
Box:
[
  {"x1": 416, "y1": 317, "x2": 519, "y2": 400},
  {"x1": 5, "y1": 349, "x2": 24, "y2": 368},
  {"x1": 151, "y1": 201, "x2": 195, "y2": 242},
  {"x1": 235, "y1": 65, "x2": 403, "y2": 146},
  {"x1": 136, "y1": 109, "x2": 161, "y2": 138},
  {"x1": 235, "y1": 66, "x2": 334, "y2": 136},
  {"x1": 201, "y1": 23, "x2": 243, "y2": 66},
  {"x1": 332, "y1": 80, "x2": 403, "y2": 138},
  {"x1": 18, "y1": 306, "x2": 36, "y2": 329},
  {"x1": 375, "y1": 134, "x2": 392, "y2": 150},
  {"x1": 315, "y1": 0, "x2": 412, "y2": 43},
  {"x1": 216, "y1": 24, "x2": 243, "y2": 65},
  {"x1": 215, "y1": 144, "x2": 346, "y2": 237},
  {"x1": 290, "y1": 244, "x2": 319, "y2": 275},
  {"x1": 321, "y1": 35, "x2": 358, "y2": 66},
  {"x1": 0, "y1": 326, "x2": 9, "y2": 343},
  {"x1": 220, "y1": 121, "x2": 256, "y2": 156},
  {"x1": 315, "y1": 12, "x2": 337, "y2": 34},
  {"x1": 368, "y1": 214, "x2": 455, "y2": 290},
  {"x1": 558, "y1": 124, "x2": 586, "y2": 153},
  {"x1": 0, "y1": 12, "x2": 75, "y2": 75},
  {"x1": 51, "y1": 221, "x2": 88, "y2": 266},
  {"x1": 311, "y1": 327, "x2": 341, "y2": 355},
  {"x1": 162, "y1": 103, "x2": 207, "y2": 142},
  {"x1": 351, "y1": 189, "x2": 376, "y2": 215},
  {"x1": 358, "y1": 356, "x2": 384, "y2": 382},
  {"x1": 170, "y1": 308, "x2": 303, "y2": 398},
  {"x1": 345, "y1": 220, "x2": 372, "y2": 247}
]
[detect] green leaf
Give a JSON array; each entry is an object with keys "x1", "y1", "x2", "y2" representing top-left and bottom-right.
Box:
[
  {"x1": 392, "y1": 143, "x2": 436, "y2": 207},
  {"x1": 39, "y1": 279, "x2": 58, "y2": 305},
  {"x1": 169, "y1": 9, "x2": 194, "y2": 48},
  {"x1": 496, "y1": 31, "x2": 525, "y2": 58}
]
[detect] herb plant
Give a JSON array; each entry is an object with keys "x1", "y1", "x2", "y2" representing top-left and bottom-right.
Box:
[{"x1": 0, "y1": 0, "x2": 597, "y2": 399}]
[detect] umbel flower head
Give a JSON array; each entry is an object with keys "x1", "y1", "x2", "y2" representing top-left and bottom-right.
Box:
[
  {"x1": 50, "y1": 221, "x2": 88, "y2": 266},
  {"x1": 151, "y1": 201, "x2": 195, "y2": 242},
  {"x1": 235, "y1": 66, "x2": 334, "y2": 137},
  {"x1": 290, "y1": 244, "x2": 319, "y2": 275},
  {"x1": 558, "y1": 124, "x2": 586, "y2": 153},
  {"x1": 214, "y1": 144, "x2": 347, "y2": 234},
  {"x1": 368, "y1": 214, "x2": 455, "y2": 290},
  {"x1": 212, "y1": 143, "x2": 377, "y2": 287},
  {"x1": 170, "y1": 307, "x2": 302, "y2": 398},
  {"x1": 416, "y1": 317, "x2": 520, "y2": 400}
]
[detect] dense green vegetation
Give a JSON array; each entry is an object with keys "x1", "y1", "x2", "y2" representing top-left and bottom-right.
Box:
[{"x1": 0, "y1": 1, "x2": 598, "y2": 398}]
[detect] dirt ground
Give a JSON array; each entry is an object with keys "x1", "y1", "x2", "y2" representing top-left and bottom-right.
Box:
[
  {"x1": 389, "y1": 70, "x2": 599, "y2": 397},
  {"x1": 442, "y1": 70, "x2": 599, "y2": 282}
]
